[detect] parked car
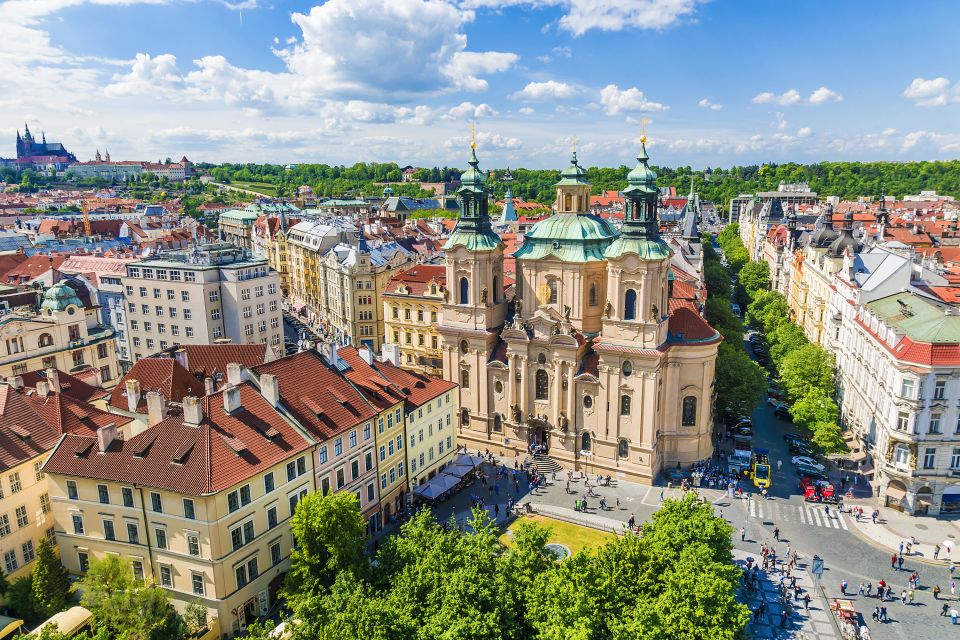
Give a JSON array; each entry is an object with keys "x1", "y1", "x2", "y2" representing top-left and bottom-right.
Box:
[
  {"x1": 791, "y1": 455, "x2": 825, "y2": 471},
  {"x1": 784, "y1": 433, "x2": 811, "y2": 445},
  {"x1": 789, "y1": 441, "x2": 815, "y2": 456},
  {"x1": 795, "y1": 465, "x2": 829, "y2": 481},
  {"x1": 774, "y1": 406, "x2": 792, "y2": 421}
]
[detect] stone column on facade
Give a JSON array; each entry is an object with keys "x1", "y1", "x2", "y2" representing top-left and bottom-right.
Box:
[
  {"x1": 551, "y1": 362, "x2": 562, "y2": 425},
  {"x1": 565, "y1": 359, "x2": 576, "y2": 433},
  {"x1": 507, "y1": 354, "x2": 516, "y2": 410}
]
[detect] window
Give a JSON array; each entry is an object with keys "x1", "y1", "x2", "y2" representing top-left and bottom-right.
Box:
[
  {"x1": 209, "y1": 290, "x2": 219, "y2": 302},
  {"x1": 365, "y1": 451, "x2": 373, "y2": 472},
  {"x1": 271, "y1": 541, "x2": 282, "y2": 566},
  {"x1": 461, "y1": 408, "x2": 470, "y2": 427},
  {"x1": 72, "y1": 514, "x2": 85, "y2": 535},
  {"x1": 38, "y1": 333, "x2": 53, "y2": 348},
  {"x1": 581, "y1": 432, "x2": 592, "y2": 452},
  {"x1": 334, "y1": 439, "x2": 343, "y2": 456},
  {"x1": 459, "y1": 277, "x2": 469, "y2": 304},
  {"x1": 893, "y1": 444, "x2": 910, "y2": 467},
  {"x1": 547, "y1": 279, "x2": 558, "y2": 304},
  {"x1": 160, "y1": 565, "x2": 173, "y2": 588},
  {"x1": 900, "y1": 378, "x2": 915, "y2": 398},
  {"x1": 182, "y1": 290, "x2": 190, "y2": 301},
  {"x1": 924, "y1": 448, "x2": 936, "y2": 469},
  {"x1": 78, "y1": 552, "x2": 89, "y2": 573},
  {"x1": 187, "y1": 533, "x2": 200, "y2": 556},
  {"x1": 127, "y1": 523, "x2": 140, "y2": 545},
  {"x1": 620, "y1": 394, "x2": 632, "y2": 416},
  {"x1": 122, "y1": 487, "x2": 134, "y2": 508},
  {"x1": 192, "y1": 573, "x2": 205, "y2": 596},
  {"x1": 336, "y1": 468, "x2": 345, "y2": 489},
  {"x1": 583, "y1": 394, "x2": 593, "y2": 409},
  {"x1": 622, "y1": 361, "x2": 633, "y2": 377},
  {"x1": 97, "y1": 484, "x2": 110, "y2": 504},
  {"x1": 535, "y1": 369, "x2": 549, "y2": 400},
  {"x1": 8, "y1": 472, "x2": 21, "y2": 494},
  {"x1": 896, "y1": 412, "x2": 910, "y2": 432},
  {"x1": 380, "y1": 473, "x2": 387, "y2": 489},
  {"x1": 321, "y1": 477, "x2": 330, "y2": 495},
  {"x1": 39, "y1": 493, "x2": 50, "y2": 514},
  {"x1": 624, "y1": 289, "x2": 637, "y2": 320},
  {"x1": 319, "y1": 445, "x2": 328, "y2": 464},
  {"x1": 155, "y1": 528, "x2": 167, "y2": 549},
  {"x1": 264, "y1": 472, "x2": 275, "y2": 493},
  {"x1": 460, "y1": 369, "x2": 470, "y2": 389},
  {"x1": 364, "y1": 423, "x2": 371, "y2": 440},
  {"x1": 930, "y1": 414, "x2": 942, "y2": 434},
  {"x1": 351, "y1": 458, "x2": 360, "y2": 479},
  {"x1": 588, "y1": 282, "x2": 599, "y2": 307},
  {"x1": 935, "y1": 380, "x2": 947, "y2": 400},
  {"x1": 103, "y1": 519, "x2": 116, "y2": 540},
  {"x1": 349, "y1": 430, "x2": 357, "y2": 447},
  {"x1": 618, "y1": 439, "x2": 629, "y2": 458},
  {"x1": 150, "y1": 492, "x2": 163, "y2": 513},
  {"x1": 952, "y1": 448, "x2": 960, "y2": 469},
  {"x1": 682, "y1": 396, "x2": 698, "y2": 426},
  {"x1": 379, "y1": 446, "x2": 386, "y2": 462},
  {"x1": 15, "y1": 506, "x2": 27, "y2": 528},
  {"x1": 22, "y1": 541, "x2": 34, "y2": 564},
  {"x1": 4, "y1": 551, "x2": 17, "y2": 573},
  {"x1": 230, "y1": 520, "x2": 255, "y2": 551},
  {"x1": 185, "y1": 272, "x2": 196, "y2": 283},
  {"x1": 67, "y1": 480, "x2": 78, "y2": 500}
]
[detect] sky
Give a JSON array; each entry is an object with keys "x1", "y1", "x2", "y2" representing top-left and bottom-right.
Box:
[{"x1": 3, "y1": 0, "x2": 960, "y2": 169}]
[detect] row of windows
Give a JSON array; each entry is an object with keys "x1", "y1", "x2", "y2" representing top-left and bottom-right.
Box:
[
  {"x1": 0, "y1": 465, "x2": 43, "y2": 499},
  {"x1": 391, "y1": 306, "x2": 438, "y2": 323},
  {"x1": 393, "y1": 331, "x2": 440, "y2": 349},
  {"x1": 129, "y1": 303, "x2": 194, "y2": 319},
  {"x1": 127, "y1": 267, "x2": 197, "y2": 282},
  {"x1": 408, "y1": 416, "x2": 450, "y2": 449},
  {"x1": 130, "y1": 321, "x2": 195, "y2": 335},
  {"x1": 69, "y1": 480, "x2": 198, "y2": 519},
  {"x1": 2, "y1": 532, "x2": 53, "y2": 575},
  {"x1": 409, "y1": 436, "x2": 454, "y2": 474}
]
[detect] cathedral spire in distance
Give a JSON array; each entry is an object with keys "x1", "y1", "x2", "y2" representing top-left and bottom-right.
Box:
[
  {"x1": 443, "y1": 131, "x2": 501, "y2": 252},
  {"x1": 605, "y1": 135, "x2": 669, "y2": 260}
]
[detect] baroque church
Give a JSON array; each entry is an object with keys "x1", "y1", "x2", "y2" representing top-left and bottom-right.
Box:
[
  {"x1": 16, "y1": 123, "x2": 76, "y2": 162},
  {"x1": 438, "y1": 140, "x2": 721, "y2": 483}
]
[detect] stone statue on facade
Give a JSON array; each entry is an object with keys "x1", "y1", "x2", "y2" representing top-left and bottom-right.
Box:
[
  {"x1": 511, "y1": 404, "x2": 523, "y2": 423},
  {"x1": 480, "y1": 287, "x2": 488, "y2": 303},
  {"x1": 603, "y1": 299, "x2": 613, "y2": 318}
]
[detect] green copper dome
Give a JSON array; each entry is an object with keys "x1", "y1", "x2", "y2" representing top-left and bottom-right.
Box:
[
  {"x1": 444, "y1": 146, "x2": 501, "y2": 252},
  {"x1": 556, "y1": 151, "x2": 590, "y2": 186},
  {"x1": 458, "y1": 148, "x2": 486, "y2": 193},
  {"x1": 605, "y1": 141, "x2": 670, "y2": 261},
  {"x1": 41, "y1": 281, "x2": 83, "y2": 312},
  {"x1": 624, "y1": 143, "x2": 657, "y2": 192},
  {"x1": 514, "y1": 213, "x2": 618, "y2": 262}
]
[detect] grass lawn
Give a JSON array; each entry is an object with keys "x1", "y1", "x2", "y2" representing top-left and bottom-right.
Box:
[
  {"x1": 231, "y1": 181, "x2": 278, "y2": 196},
  {"x1": 500, "y1": 514, "x2": 615, "y2": 556}
]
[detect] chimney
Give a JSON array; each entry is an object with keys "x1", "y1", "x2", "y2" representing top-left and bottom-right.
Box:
[
  {"x1": 183, "y1": 396, "x2": 204, "y2": 426},
  {"x1": 8, "y1": 376, "x2": 23, "y2": 390},
  {"x1": 45, "y1": 368, "x2": 60, "y2": 393},
  {"x1": 146, "y1": 391, "x2": 167, "y2": 426},
  {"x1": 36, "y1": 380, "x2": 50, "y2": 397},
  {"x1": 223, "y1": 385, "x2": 242, "y2": 413},
  {"x1": 96, "y1": 423, "x2": 117, "y2": 452},
  {"x1": 359, "y1": 346, "x2": 374, "y2": 366},
  {"x1": 381, "y1": 343, "x2": 401, "y2": 367},
  {"x1": 319, "y1": 341, "x2": 339, "y2": 365},
  {"x1": 260, "y1": 373, "x2": 279, "y2": 408},
  {"x1": 173, "y1": 348, "x2": 189, "y2": 371},
  {"x1": 204, "y1": 376, "x2": 215, "y2": 395},
  {"x1": 226, "y1": 362, "x2": 243, "y2": 386},
  {"x1": 125, "y1": 379, "x2": 142, "y2": 413}
]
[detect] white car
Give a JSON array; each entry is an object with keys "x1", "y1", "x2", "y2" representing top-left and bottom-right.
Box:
[{"x1": 791, "y1": 456, "x2": 824, "y2": 471}]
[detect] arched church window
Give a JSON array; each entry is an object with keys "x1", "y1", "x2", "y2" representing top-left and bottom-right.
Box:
[
  {"x1": 581, "y1": 432, "x2": 592, "y2": 452},
  {"x1": 460, "y1": 369, "x2": 470, "y2": 389},
  {"x1": 624, "y1": 289, "x2": 637, "y2": 321},
  {"x1": 618, "y1": 438, "x2": 629, "y2": 458},
  {"x1": 535, "y1": 369, "x2": 549, "y2": 400},
  {"x1": 38, "y1": 333, "x2": 53, "y2": 348},
  {"x1": 548, "y1": 279, "x2": 558, "y2": 304},
  {"x1": 682, "y1": 396, "x2": 698, "y2": 426},
  {"x1": 493, "y1": 414, "x2": 502, "y2": 432},
  {"x1": 492, "y1": 276, "x2": 499, "y2": 303},
  {"x1": 460, "y1": 408, "x2": 470, "y2": 427},
  {"x1": 588, "y1": 282, "x2": 599, "y2": 307},
  {"x1": 459, "y1": 277, "x2": 469, "y2": 305}
]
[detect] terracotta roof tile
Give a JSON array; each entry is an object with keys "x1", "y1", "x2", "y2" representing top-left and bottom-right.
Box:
[{"x1": 110, "y1": 359, "x2": 205, "y2": 412}]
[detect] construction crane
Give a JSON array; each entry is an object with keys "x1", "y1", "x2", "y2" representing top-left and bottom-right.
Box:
[{"x1": 81, "y1": 202, "x2": 92, "y2": 237}]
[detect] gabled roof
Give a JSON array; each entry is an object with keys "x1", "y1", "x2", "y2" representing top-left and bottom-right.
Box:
[
  {"x1": 337, "y1": 346, "x2": 406, "y2": 410},
  {"x1": 373, "y1": 358, "x2": 457, "y2": 409},
  {"x1": 0, "y1": 385, "x2": 132, "y2": 471},
  {"x1": 174, "y1": 344, "x2": 269, "y2": 380},
  {"x1": 109, "y1": 358, "x2": 205, "y2": 413},
  {"x1": 383, "y1": 264, "x2": 446, "y2": 298},
  {"x1": 44, "y1": 383, "x2": 313, "y2": 495},
  {"x1": 20, "y1": 369, "x2": 107, "y2": 403}
]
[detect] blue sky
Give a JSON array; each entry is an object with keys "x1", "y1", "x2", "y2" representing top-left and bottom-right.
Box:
[{"x1": 2, "y1": 0, "x2": 959, "y2": 169}]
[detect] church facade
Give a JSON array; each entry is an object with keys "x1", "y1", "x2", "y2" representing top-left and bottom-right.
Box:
[{"x1": 438, "y1": 143, "x2": 720, "y2": 484}]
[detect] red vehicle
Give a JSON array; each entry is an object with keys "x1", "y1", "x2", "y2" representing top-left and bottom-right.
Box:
[{"x1": 800, "y1": 477, "x2": 837, "y2": 503}]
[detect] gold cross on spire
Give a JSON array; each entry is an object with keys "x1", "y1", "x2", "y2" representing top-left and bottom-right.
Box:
[
  {"x1": 571, "y1": 136, "x2": 578, "y2": 153},
  {"x1": 470, "y1": 122, "x2": 476, "y2": 150},
  {"x1": 640, "y1": 115, "x2": 649, "y2": 146}
]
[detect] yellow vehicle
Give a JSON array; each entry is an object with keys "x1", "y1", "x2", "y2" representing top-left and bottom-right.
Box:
[{"x1": 751, "y1": 448, "x2": 772, "y2": 490}]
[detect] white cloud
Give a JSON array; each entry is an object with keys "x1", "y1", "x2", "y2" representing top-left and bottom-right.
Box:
[
  {"x1": 599, "y1": 84, "x2": 667, "y2": 114},
  {"x1": 797, "y1": 127, "x2": 812, "y2": 138},
  {"x1": 104, "y1": 53, "x2": 184, "y2": 96},
  {"x1": 510, "y1": 80, "x2": 578, "y2": 102},
  {"x1": 902, "y1": 77, "x2": 960, "y2": 106},
  {"x1": 697, "y1": 97, "x2": 722, "y2": 110},
  {"x1": 519, "y1": 107, "x2": 535, "y2": 115},
  {"x1": 444, "y1": 130, "x2": 523, "y2": 150},
  {"x1": 462, "y1": 0, "x2": 704, "y2": 36},
  {"x1": 444, "y1": 101, "x2": 499, "y2": 119},
  {"x1": 753, "y1": 87, "x2": 843, "y2": 106}
]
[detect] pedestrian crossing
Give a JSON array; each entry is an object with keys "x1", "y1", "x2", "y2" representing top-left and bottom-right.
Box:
[{"x1": 745, "y1": 498, "x2": 849, "y2": 530}]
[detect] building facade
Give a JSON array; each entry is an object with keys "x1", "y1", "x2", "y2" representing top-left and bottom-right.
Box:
[
  {"x1": 382, "y1": 264, "x2": 446, "y2": 377},
  {"x1": 438, "y1": 143, "x2": 719, "y2": 484}
]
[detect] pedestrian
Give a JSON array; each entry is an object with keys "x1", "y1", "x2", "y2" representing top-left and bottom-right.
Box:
[
  {"x1": 616, "y1": 497, "x2": 620, "y2": 510},
  {"x1": 871, "y1": 607, "x2": 879, "y2": 622},
  {"x1": 908, "y1": 589, "x2": 915, "y2": 604},
  {"x1": 943, "y1": 603, "x2": 951, "y2": 617},
  {"x1": 659, "y1": 489, "x2": 664, "y2": 503},
  {"x1": 774, "y1": 527, "x2": 780, "y2": 541},
  {"x1": 899, "y1": 540, "x2": 904, "y2": 555},
  {"x1": 780, "y1": 610, "x2": 788, "y2": 628},
  {"x1": 897, "y1": 555, "x2": 904, "y2": 572},
  {"x1": 824, "y1": 504, "x2": 830, "y2": 518},
  {"x1": 934, "y1": 584, "x2": 941, "y2": 600},
  {"x1": 494, "y1": 504, "x2": 500, "y2": 519},
  {"x1": 935, "y1": 544, "x2": 941, "y2": 560},
  {"x1": 803, "y1": 593, "x2": 811, "y2": 610},
  {"x1": 740, "y1": 526, "x2": 746, "y2": 541},
  {"x1": 872, "y1": 509, "x2": 878, "y2": 524},
  {"x1": 891, "y1": 553, "x2": 898, "y2": 569},
  {"x1": 952, "y1": 579, "x2": 956, "y2": 597},
  {"x1": 628, "y1": 514, "x2": 635, "y2": 529},
  {"x1": 881, "y1": 606, "x2": 888, "y2": 622},
  {"x1": 953, "y1": 608, "x2": 959, "y2": 625},
  {"x1": 777, "y1": 459, "x2": 782, "y2": 473},
  {"x1": 858, "y1": 582, "x2": 865, "y2": 596},
  {"x1": 841, "y1": 579, "x2": 848, "y2": 595},
  {"x1": 866, "y1": 582, "x2": 872, "y2": 597},
  {"x1": 565, "y1": 480, "x2": 570, "y2": 493},
  {"x1": 951, "y1": 561, "x2": 957, "y2": 576},
  {"x1": 900, "y1": 589, "x2": 907, "y2": 605}
]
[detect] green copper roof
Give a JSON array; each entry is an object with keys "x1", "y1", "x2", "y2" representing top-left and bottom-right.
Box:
[
  {"x1": 604, "y1": 236, "x2": 671, "y2": 260},
  {"x1": 606, "y1": 142, "x2": 667, "y2": 260},
  {"x1": 443, "y1": 146, "x2": 501, "y2": 252},
  {"x1": 41, "y1": 281, "x2": 83, "y2": 312},
  {"x1": 624, "y1": 143, "x2": 657, "y2": 192},
  {"x1": 514, "y1": 213, "x2": 618, "y2": 262},
  {"x1": 444, "y1": 228, "x2": 502, "y2": 252},
  {"x1": 555, "y1": 151, "x2": 590, "y2": 186},
  {"x1": 220, "y1": 208, "x2": 261, "y2": 223},
  {"x1": 864, "y1": 292, "x2": 960, "y2": 343},
  {"x1": 458, "y1": 148, "x2": 487, "y2": 194}
]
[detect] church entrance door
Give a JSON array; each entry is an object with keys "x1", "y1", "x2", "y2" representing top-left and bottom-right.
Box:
[{"x1": 529, "y1": 422, "x2": 550, "y2": 453}]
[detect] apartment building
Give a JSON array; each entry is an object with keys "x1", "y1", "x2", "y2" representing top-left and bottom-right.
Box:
[
  {"x1": 0, "y1": 280, "x2": 120, "y2": 386},
  {"x1": 252, "y1": 213, "x2": 299, "y2": 297},
  {"x1": 0, "y1": 376, "x2": 134, "y2": 583},
  {"x1": 376, "y1": 355, "x2": 458, "y2": 492},
  {"x1": 285, "y1": 218, "x2": 354, "y2": 317},
  {"x1": 382, "y1": 264, "x2": 446, "y2": 377},
  {"x1": 43, "y1": 383, "x2": 315, "y2": 636},
  {"x1": 221, "y1": 204, "x2": 300, "y2": 252},
  {"x1": 121, "y1": 244, "x2": 283, "y2": 362},
  {"x1": 836, "y1": 290, "x2": 960, "y2": 516}
]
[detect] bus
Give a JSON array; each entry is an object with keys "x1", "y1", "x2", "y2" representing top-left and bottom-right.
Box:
[{"x1": 751, "y1": 448, "x2": 771, "y2": 490}]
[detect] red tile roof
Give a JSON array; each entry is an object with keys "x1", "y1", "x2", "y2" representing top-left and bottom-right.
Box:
[
  {"x1": 383, "y1": 264, "x2": 446, "y2": 298},
  {"x1": 174, "y1": 344, "x2": 269, "y2": 380},
  {"x1": 20, "y1": 369, "x2": 108, "y2": 403},
  {"x1": 252, "y1": 350, "x2": 377, "y2": 440},
  {"x1": 109, "y1": 358, "x2": 205, "y2": 412},
  {"x1": 374, "y1": 358, "x2": 457, "y2": 409},
  {"x1": 44, "y1": 383, "x2": 313, "y2": 495},
  {"x1": 337, "y1": 347, "x2": 406, "y2": 411},
  {"x1": 0, "y1": 385, "x2": 133, "y2": 472},
  {"x1": 2, "y1": 254, "x2": 68, "y2": 283},
  {"x1": 668, "y1": 299, "x2": 721, "y2": 343}
]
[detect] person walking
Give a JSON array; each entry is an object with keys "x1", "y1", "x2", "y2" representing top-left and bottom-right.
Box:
[
  {"x1": 740, "y1": 526, "x2": 746, "y2": 542},
  {"x1": 880, "y1": 606, "x2": 888, "y2": 622},
  {"x1": 803, "y1": 593, "x2": 811, "y2": 611},
  {"x1": 934, "y1": 584, "x2": 941, "y2": 600},
  {"x1": 935, "y1": 544, "x2": 941, "y2": 560},
  {"x1": 841, "y1": 579, "x2": 848, "y2": 595},
  {"x1": 908, "y1": 589, "x2": 915, "y2": 604},
  {"x1": 900, "y1": 589, "x2": 907, "y2": 605},
  {"x1": 942, "y1": 603, "x2": 951, "y2": 617},
  {"x1": 898, "y1": 554, "x2": 905, "y2": 572},
  {"x1": 774, "y1": 527, "x2": 780, "y2": 541},
  {"x1": 858, "y1": 582, "x2": 865, "y2": 596},
  {"x1": 628, "y1": 514, "x2": 635, "y2": 529},
  {"x1": 891, "y1": 553, "x2": 898, "y2": 569},
  {"x1": 953, "y1": 608, "x2": 959, "y2": 625},
  {"x1": 872, "y1": 509, "x2": 878, "y2": 524}
]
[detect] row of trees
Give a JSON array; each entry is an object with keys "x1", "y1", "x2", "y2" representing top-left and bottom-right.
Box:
[
  {"x1": 244, "y1": 491, "x2": 748, "y2": 640},
  {"x1": 717, "y1": 225, "x2": 847, "y2": 453}
]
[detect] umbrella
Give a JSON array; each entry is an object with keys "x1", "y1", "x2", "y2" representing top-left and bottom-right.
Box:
[
  {"x1": 456, "y1": 453, "x2": 485, "y2": 468},
  {"x1": 442, "y1": 463, "x2": 475, "y2": 478}
]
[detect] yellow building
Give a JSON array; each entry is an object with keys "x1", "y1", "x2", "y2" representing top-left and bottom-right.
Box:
[
  {"x1": 0, "y1": 377, "x2": 134, "y2": 585},
  {"x1": 43, "y1": 383, "x2": 315, "y2": 636},
  {"x1": 0, "y1": 281, "x2": 120, "y2": 386},
  {"x1": 382, "y1": 264, "x2": 446, "y2": 376},
  {"x1": 285, "y1": 219, "x2": 353, "y2": 320},
  {"x1": 253, "y1": 214, "x2": 297, "y2": 297}
]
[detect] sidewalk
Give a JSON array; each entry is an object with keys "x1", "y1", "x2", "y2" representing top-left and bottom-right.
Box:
[{"x1": 846, "y1": 501, "x2": 960, "y2": 565}]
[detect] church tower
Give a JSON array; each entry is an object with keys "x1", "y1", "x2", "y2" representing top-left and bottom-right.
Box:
[
  {"x1": 438, "y1": 140, "x2": 506, "y2": 437},
  {"x1": 602, "y1": 140, "x2": 671, "y2": 349}
]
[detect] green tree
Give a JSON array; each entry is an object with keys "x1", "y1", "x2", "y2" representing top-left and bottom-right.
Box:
[
  {"x1": 768, "y1": 322, "x2": 808, "y2": 366},
  {"x1": 780, "y1": 343, "x2": 834, "y2": 401},
  {"x1": 7, "y1": 576, "x2": 41, "y2": 624},
  {"x1": 32, "y1": 538, "x2": 71, "y2": 617},
  {"x1": 746, "y1": 290, "x2": 790, "y2": 333},
  {"x1": 790, "y1": 389, "x2": 839, "y2": 429},
  {"x1": 704, "y1": 263, "x2": 731, "y2": 300},
  {"x1": 811, "y1": 420, "x2": 848, "y2": 454},
  {"x1": 738, "y1": 261, "x2": 770, "y2": 299},
  {"x1": 284, "y1": 491, "x2": 368, "y2": 607},
  {"x1": 714, "y1": 342, "x2": 768, "y2": 419}
]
